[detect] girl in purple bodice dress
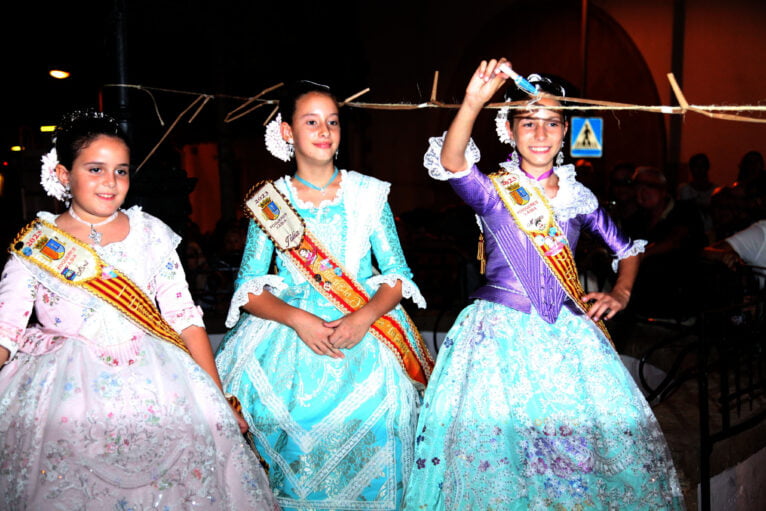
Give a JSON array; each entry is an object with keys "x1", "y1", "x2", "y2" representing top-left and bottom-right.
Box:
[{"x1": 402, "y1": 59, "x2": 683, "y2": 510}]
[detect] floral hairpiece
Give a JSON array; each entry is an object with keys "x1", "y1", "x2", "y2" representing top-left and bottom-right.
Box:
[
  {"x1": 40, "y1": 147, "x2": 70, "y2": 202},
  {"x1": 495, "y1": 106, "x2": 512, "y2": 145},
  {"x1": 264, "y1": 113, "x2": 294, "y2": 162}
]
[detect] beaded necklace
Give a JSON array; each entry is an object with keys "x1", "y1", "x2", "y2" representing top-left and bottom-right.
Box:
[{"x1": 293, "y1": 167, "x2": 339, "y2": 195}]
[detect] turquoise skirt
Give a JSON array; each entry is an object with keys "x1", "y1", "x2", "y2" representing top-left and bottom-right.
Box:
[
  {"x1": 216, "y1": 283, "x2": 420, "y2": 511},
  {"x1": 402, "y1": 300, "x2": 683, "y2": 510}
]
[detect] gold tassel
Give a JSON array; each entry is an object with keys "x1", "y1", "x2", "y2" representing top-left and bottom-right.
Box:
[{"x1": 477, "y1": 233, "x2": 486, "y2": 275}]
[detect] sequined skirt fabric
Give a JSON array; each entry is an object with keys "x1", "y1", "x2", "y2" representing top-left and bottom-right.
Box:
[{"x1": 403, "y1": 300, "x2": 683, "y2": 510}]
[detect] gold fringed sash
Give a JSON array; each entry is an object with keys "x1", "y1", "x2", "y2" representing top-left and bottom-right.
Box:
[
  {"x1": 243, "y1": 181, "x2": 434, "y2": 387},
  {"x1": 489, "y1": 170, "x2": 613, "y2": 344},
  {"x1": 10, "y1": 219, "x2": 189, "y2": 354}
]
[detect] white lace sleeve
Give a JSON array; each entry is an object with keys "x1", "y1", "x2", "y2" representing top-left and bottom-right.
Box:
[
  {"x1": 224, "y1": 275, "x2": 287, "y2": 328},
  {"x1": 366, "y1": 274, "x2": 427, "y2": 309},
  {"x1": 612, "y1": 239, "x2": 647, "y2": 272},
  {"x1": 423, "y1": 133, "x2": 480, "y2": 181}
]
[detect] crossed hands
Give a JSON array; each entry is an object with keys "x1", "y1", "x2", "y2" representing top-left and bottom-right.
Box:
[{"x1": 293, "y1": 310, "x2": 374, "y2": 359}]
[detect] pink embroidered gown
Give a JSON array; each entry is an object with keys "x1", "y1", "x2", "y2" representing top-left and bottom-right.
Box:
[{"x1": 0, "y1": 207, "x2": 278, "y2": 510}]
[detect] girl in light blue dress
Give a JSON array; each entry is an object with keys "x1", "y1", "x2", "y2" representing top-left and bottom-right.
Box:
[{"x1": 215, "y1": 81, "x2": 430, "y2": 510}]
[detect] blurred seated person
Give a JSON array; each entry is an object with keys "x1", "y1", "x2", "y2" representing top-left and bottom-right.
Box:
[
  {"x1": 727, "y1": 151, "x2": 766, "y2": 223},
  {"x1": 678, "y1": 153, "x2": 716, "y2": 207},
  {"x1": 710, "y1": 185, "x2": 754, "y2": 241},
  {"x1": 605, "y1": 161, "x2": 638, "y2": 227},
  {"x1": 704, "y1": 218, "x2": 766, "y2": 292},
  {"x1": 678, "y1": 153, "x2": 716, "y2": 240},
  {"x1": 623, "y1": 166, "x2": 707, "y2": 318}
]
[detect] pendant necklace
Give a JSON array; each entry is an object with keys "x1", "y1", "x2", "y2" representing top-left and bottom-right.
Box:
[
  {"x1": 68, "y1": 208, "x2": 119, "y2": 245},
  {"x1": 293, "y1": 167, "x2": 339, "y2": 195}
]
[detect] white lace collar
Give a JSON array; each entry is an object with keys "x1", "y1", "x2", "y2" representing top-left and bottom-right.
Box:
[{"x1": 284, "y1": 168, "x2": 348, "y2": 209}]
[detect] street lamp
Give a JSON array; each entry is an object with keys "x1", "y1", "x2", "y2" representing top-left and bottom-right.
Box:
[{"x1": 49, "y1": 68, "x2": 70, "y2": 79}]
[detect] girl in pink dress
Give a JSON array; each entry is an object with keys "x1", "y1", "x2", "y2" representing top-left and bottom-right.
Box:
[{"x1": 0, "y1": 110, "x2": 278, "y2": 510}]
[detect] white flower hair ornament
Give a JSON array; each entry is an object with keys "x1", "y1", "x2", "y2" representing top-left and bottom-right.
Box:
[
  {"x1": 495, "y1": 106, "x2": 512, "y2": 145},
  {"x1": 264, "y1": 113, "x2": 294, "y2": 162},
  {"x1": 40, "y1": 147, "x2": 71, "y2": 202}
]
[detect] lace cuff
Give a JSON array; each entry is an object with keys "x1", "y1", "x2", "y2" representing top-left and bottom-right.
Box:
[
  {"x1": 366, "y1": 274, "x2": 427, "y2": 309},
  {"x1": 612, "y1": 239, "x2": 647, "y2": 272},
  {"x1": 0, "y1": 323, "x2": 21, "y2": 364},
  {"x1": 166, "y1": 305, "x2": 205, "y2": 334},
  {"x1": 225, "y1": 276, "x2": 287, "y2": 328},
  {"x1": 423, "y1": 134, "x2": 480, "y2": 181}
]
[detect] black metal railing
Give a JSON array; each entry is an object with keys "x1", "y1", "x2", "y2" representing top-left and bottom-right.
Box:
[
  {"x1": 636, "y1": 264, "x2": 766, "y2": 511},
  {"x1": 697, "y1": 292, "x2": 766, "y2": 510}
]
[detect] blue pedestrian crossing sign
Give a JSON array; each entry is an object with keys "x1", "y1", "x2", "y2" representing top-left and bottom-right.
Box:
[{"x1": 570, "y1": 117, "x2": 603, "y2": 158}]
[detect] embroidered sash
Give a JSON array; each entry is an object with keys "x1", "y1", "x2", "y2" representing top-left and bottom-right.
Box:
[
  {"x1": 489, "y1": 169, "x2": 613, "y2": 343},
  {"x1": 10, "y1": 219, "x2": 189, "y2": 354},
  {"x1": 243, "y1": 181, "x2": 434, "y2": 387}
]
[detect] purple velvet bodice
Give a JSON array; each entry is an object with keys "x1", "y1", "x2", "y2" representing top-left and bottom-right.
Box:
[{"x1": 451, "y1": 166, "x2": 635, "y2": 323}]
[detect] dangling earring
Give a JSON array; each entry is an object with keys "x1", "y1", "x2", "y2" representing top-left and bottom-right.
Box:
[
  {"x1": 287, "y1": 142, "x2": 295, "y2": 160},
  {"x1": 556, "y1": 140, "x2": 565, "y2": 167},
  {"x1": 334, "y1": 149, "x2": 339, "y2": 160},
  {"x1": 510, "y1": 139, "x2": 520, "y2": 167}
]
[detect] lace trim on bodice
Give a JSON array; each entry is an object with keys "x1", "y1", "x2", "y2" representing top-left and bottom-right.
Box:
[
  {"x1": 423, "y1": 133, "x2": 478, "y2": 181},
  {"x1": 343, "y1": 172, "x2": 390, "y2": 278},
  {"x1": 548, "y1": 164, "x2": 600, "y2": 221}
]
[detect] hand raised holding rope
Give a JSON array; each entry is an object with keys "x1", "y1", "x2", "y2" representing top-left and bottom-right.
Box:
[{"x1": 464, "y1": 58, "x2": 511, "y2": 109}]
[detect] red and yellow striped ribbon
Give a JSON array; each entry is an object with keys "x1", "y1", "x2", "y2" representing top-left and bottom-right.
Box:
[
  {"x1": 490, "y1": 171, "x2": 613, "y2": 344},
  {"x1": 285, "y1": 233, "x2": 434, "y2": 387}
]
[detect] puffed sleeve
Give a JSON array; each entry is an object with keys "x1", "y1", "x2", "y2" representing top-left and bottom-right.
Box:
[
  {"x1": 580, "y1": 206, "x2": 647, "y2": 271},
  {"x1": 0, "y1": 257, "x2": 37, "y2": 363},
  {"x1": 367, "y1": 203, "x2": 427, "y2": 309},
  {"x1": 424, "y1": 133, "x2": 499, "y2": 215},
  {"x1": 447, "y1": 166, "x2": 501, "y2": 216},
  {"x1": 224, "y1": 219, "x2": 287, "y2": 327},
  {"x1": 423, "y1": 133, "x2": 480, "y2": 180}
]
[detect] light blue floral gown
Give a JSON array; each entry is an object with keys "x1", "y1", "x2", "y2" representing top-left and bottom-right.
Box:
[{"x1": 215, "y1": 170, "x2": 427, "y2": 511}]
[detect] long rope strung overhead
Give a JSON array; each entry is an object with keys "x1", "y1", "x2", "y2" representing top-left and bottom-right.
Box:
[{"x1": 105, "y1": 72, "x2": 766, "y2": 172}]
